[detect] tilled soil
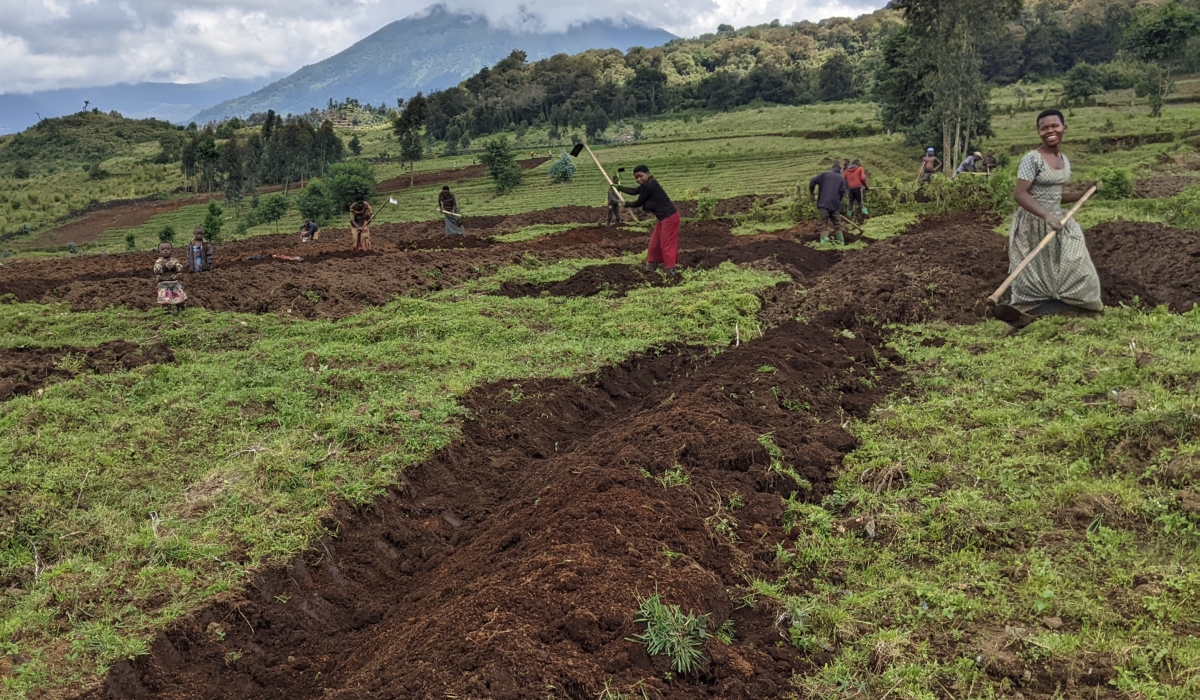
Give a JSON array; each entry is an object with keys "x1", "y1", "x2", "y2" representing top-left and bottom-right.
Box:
[
  {"x1": 0, "y1": 213, "x2": 813, "y2": 319},
  {"x1": 89, "y1": 314, "x2": 900, "y2": 700},
  {"x1": 800, "y1": 212, "x2": 1010, "y2": 324},
  {"x1": 1133, "y1": 175, "x2": 1200, "y2": 199},
  {"x1": 1088, "y1": 220, "x2": 1200, "y2": 312},
  {"x1": 0, "y1": 340, "x2": 173, "y2": 401}
]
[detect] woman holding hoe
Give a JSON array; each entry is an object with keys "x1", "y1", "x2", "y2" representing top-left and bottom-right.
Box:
[
  {"x1": 993, "y1": 109, "x2": 1102, "y2": 330},
  {"x1": 616, "y1": 164, "x2": 680, "y2": 277}
]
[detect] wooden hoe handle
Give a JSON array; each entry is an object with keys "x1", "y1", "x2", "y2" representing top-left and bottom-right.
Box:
[
  {"x1": 986, "y1": 185, "x2": 1097, "y2": 306},
  {"x1": 583, "y1": 143, "x2": 639, "y2": 222}
]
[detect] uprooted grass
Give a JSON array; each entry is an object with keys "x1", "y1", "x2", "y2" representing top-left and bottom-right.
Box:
[
  {"x1": 0, "y1": 261, "x2": 783, "y2": 697},
  {"x1": 754, "y1": 307, "x2": 1200, "y2": 699}
]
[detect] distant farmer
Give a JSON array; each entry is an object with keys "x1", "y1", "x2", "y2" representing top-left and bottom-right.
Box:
[
  {"x1": 919, "y1": 148, "x2": 941, "y2": 183},
  {"x1": 606, "y1": 171, "x2": 626, "y2": 226},
  {"x1": 439, "y1": 186, "x2": 465, "y2": 235},
  {"x1": 616, "y1": 164, "x2": 680, "y2": 277},
  {"x1": 993, "y1": 109, "x2": 1102, "y2": 331},
  {"x1": 299, "y1": 218, "x2": 320, "y2": 243},
  {"x1": 154, "y1": 242, "x2": 186, "y2": 314},
  {"x1": 956, "y1": 151, "x2": 983, "y2": 174},
  {"x1": 349, "y1": 199, "x2": 373, "y2": 251},
  {"x1": 842, "y1": 159, "x2": 869, "y2": 218},
  {"x1": 809, "y1": 163, "x2": 849, "y2": 245},
  {"x1": 185, "y1": 227, "x2": 214, "y2": 273},
  {"x1": 981, "y1": 152, "x2": 999, "y2": 173}
]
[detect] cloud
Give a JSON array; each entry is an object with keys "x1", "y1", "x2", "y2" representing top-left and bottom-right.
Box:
[{"x1": 0, "y1": 0, "x2": 887, "y2": 93}]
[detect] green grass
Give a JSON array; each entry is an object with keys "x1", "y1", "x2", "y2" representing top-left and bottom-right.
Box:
[
  {"x1": 861, "y1": 213, "x2": 918, "y2": 240},
  {"x1": 753, "y1": 308, "x2": 1200, "y2": 699},
  {"x1": 0, "y1": 260, "x2": 782, "y2": 696},
  {"x1": 491, "y1": 222, "x2": 594, "y2": 243}
]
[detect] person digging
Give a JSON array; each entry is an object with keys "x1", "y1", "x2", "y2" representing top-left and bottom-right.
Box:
[
  {"x1": 439, "y1": 186, "x2": 465, "y2": 235},
  {"x1": 992, "y1": 109, "x2": 1103, "y2": 331},
  {"x1": 809, "y1": 163, "x2": 848, "y2": 245},
  {"x1": 349, "y1": 199, "x2": 373, "y2": 251},
  {"x1": 606, "y1": 170, "x2": 627, "y2": 227},
  {"x1": 843, "y1": 159, "x2": 869, "y2": 220},
  {"x1": 615, "y1": 165, "x2": 680, "y2": 277}
]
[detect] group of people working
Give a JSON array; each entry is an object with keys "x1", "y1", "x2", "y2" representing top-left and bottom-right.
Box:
[
  {"x1": 920, "y1": 148, "x2": 999, "y2": 182},
  {"x1": 807, "y1": 159, "x2": 869, "y2": 245}
]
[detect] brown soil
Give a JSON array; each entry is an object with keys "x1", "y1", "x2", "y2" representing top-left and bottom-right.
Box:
[
  {"x1": 1133, "y1": 175, "x2": 1200, "y2": 199},
  {"x1": 0, "y1": 340, "x2": 173, "y2": 401},
  {"x1": 801, "y1": 212, "x2": 1010, "y2": 324},
  {"x1": 496, "y1": 263, "x2": 670, "y2": 298},
  {"x1": 86, "y1": 311, "x2": 901, "y2": 700},
  {"x1": 0, "y1": 218, "x2": 828, "y2": 320},
  {"x1": 1088, "y1": 220, "x2": 1200, "y2": 311}
]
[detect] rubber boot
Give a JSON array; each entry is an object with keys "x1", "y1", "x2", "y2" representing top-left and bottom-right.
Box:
[
  {"x1": 643, "y1": 261, "x2": 660, "y2": 272},
  {"x1": 836, "y1": 232, "x2": 845, "y2": 245},
  {"x1": 664, "y1": 267, "x2": 679, "y2": 278}
]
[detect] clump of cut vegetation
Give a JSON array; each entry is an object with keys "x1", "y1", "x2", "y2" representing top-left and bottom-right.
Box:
[{"x1": 631, "y1": 592, "x2": 711, "y2": 674}]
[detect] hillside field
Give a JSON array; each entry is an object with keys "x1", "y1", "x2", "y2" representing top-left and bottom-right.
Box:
[{"x1": 0, "y1": 84, "x2": 1199, "y2": 700}]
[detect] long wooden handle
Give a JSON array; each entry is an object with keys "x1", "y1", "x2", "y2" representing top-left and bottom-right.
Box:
[
  {"x1": 987, "y1": 185, "x2": 1097, "y2": 305},
  {"x1": 438, "y1": 209, "x2": 460, "y2": 218},
  {"x1": 583, "y1": 143, "x2": 639, "y2": 222},
  {"x1": 837, "y1": 213, "x2": 865, "y2": 233}
]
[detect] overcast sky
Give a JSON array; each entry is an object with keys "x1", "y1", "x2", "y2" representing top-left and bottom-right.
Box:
[{"x1": 0, "y1": 0, "x2": 887, "y2": 94}]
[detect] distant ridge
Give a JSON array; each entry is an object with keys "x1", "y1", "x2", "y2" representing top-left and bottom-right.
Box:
[
  {"x1": 192, "y1": 4, "x2": 675, "y2": 123},
  {"x1": 0, "y1": 77, "x2": 276, "y2": 136}
]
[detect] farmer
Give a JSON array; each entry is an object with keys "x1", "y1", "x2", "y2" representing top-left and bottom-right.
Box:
[
  {"x1": 981, "y1": 152, "x2": 999, "y2": 173},
  {"x1": 809, "y1": 163, "x2": 848, "y2": 245},
  {"x1": 993, "y1": 109, "x2": 1102, "y2": 330},
  {"x1": 154, "y1": 242, "x2": 186, "y2": 314},
  {"x1": 439, "y1": 186, "x2": 465, "y2": 235},
  {"x1": 842, "y1": 159, "x2": 868, "y2": 219},
  {"x1": 349, "y1": 199, "x2": 372, "y2": 251},
  {"x1": 185, "y1": 227, "x2": 214, "y2": 273},
  {"x1": 919, "y1": 148, "x2": 941, "y2": 183},
  {"x1": 606, "y1": 171, "x2": 626, "y2": 226},
  {"x1": 299, "y1": 218, "x2": 320, "y2": 243},
  {"x1": 616, "y1": 165, "x2": 680, "y2": 277},
  {"x1": 956, "y1": 151, "x2": 983, "y2": 174}
]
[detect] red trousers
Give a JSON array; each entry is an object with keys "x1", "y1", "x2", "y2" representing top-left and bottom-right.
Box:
[{"x1": 647, "y1": 212, "x2": 681, "y2": 269}]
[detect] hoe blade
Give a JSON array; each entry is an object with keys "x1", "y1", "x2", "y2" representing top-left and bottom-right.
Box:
[{"x1": 569, "y1": 143, "x2": 584, "y2": 157}]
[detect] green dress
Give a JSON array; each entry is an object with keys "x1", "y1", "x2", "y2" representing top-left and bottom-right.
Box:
[{"x1": 1009, "y1": 151, "x2": 1102, "y2": 312}]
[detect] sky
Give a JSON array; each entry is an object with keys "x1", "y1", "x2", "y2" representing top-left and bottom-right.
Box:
[{"x1": 0, "y1": 0, "x2": 887, "y2": 94}]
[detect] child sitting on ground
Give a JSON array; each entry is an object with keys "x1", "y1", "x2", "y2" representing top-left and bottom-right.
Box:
[{"x1": 154, "y1": 242, "x2": 187, "y2": 314}]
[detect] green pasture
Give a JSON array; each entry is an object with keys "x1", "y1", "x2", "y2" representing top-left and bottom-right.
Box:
[{"x1": 0, "y1": 260, "x2": 780, "y2": 696}]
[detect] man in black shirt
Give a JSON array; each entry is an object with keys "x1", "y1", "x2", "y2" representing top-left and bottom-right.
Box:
[
  {"x1": 616, "y1": 164, "x2": 680, "y2": 275},
  {"x1": 809, "y1": 163, "x2": 849, "y2": 245}
]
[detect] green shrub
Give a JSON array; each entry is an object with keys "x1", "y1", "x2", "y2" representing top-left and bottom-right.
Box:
[
  {"x1": 695, "y1": 194, "x2": 718, "y2": 220},
  {"x1": 480, "y1": 136, "x2": 523, "y2": 194},
  {"x1": 158, "y1": 225, "x2": 176, "y2": 243},
  {"x1": 66, "y1": 242, "x2": 79, "y2": 255},
  {"x1": 13, "y1": 164, "x2": 31, "y2": 180},
  {"x1": 548, "y1": 151, "x2": 576, "y2": 184},
  {"x1": 202, "y1": 201, "x2": 223, "y2": 241},
  {"x1": 124, "y1": 232, "x2": 136, "y2": 251},
  {"x1": 1090, "y1": 167, "x2": 1134, "y2": 200},
  {"x1": 326, "y1": 161, "x2": 377, "y2": 212},
  {"x1": 296, "y1": 178, "x2": 338, "y2": 224},
  {"x1": 789, "y1": 186, "x2": 818, "y2": 222}
]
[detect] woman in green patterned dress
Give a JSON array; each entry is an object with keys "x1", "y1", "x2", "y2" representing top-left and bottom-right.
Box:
[{"x1": 994, "y1": 109, "x2": 1102, "y2": 329}]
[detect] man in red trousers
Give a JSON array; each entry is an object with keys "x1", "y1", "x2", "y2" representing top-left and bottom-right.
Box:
[{"x1": 617, "y1": 164, "x2": 680, "y2": 277}]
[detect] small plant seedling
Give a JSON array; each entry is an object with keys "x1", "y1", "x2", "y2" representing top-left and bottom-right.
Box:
[
  {"x1": 656, "y1": 465, "x2": 690, "y2": 489},
  {"x1": 727, "y1": 492, "x2": 745, "y2": 510},
  {"x1": 301, "y1": 291, "x2": 321, "y2": 303},
  {"x1": 631, "y1": 592, "x2": 710, "y2": 674},
  {"x1": 716, "y1": 619, "x2": 736, "y2": 645},
  {"x1": 758, "y1": 434, "x2": 812, "y2": 491}
]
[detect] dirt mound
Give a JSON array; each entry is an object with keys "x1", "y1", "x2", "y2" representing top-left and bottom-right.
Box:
[
  {"x1": 801, "y1": 212, "x2": 1009, "y2": 324},
  {"x1": 0, "y1": 340, "x2": 173, "y2": 401},
  {"x1": 674, "y1": 195, "x2": 776, "y2": 218},
  {"x1": 376, "y1": 157, "x2": 548, "y2": 193},
  {"x1": 679, "y1": 235, "x2": 837, "y2": 278},
  {"x1": 1134, "y1": 176, "x2": 1200, "y2": 199},
  {"x1": 497, "y1": 263, "x2": 668, "y2": 298},
  {"x1": 1088, "y1": 221, "x2": 1200, "y2": 311},
  {"x1": 87, "y1": 313, "x2": 900, "y2": 700}
]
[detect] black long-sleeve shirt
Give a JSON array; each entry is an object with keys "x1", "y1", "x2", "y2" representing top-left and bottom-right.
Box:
[
  {"x1": 616, "y1": 177, "x2": 677, "y2": 220},
  {"x1": 809, "y1": 171, "x2": 848, "y2": 212}
]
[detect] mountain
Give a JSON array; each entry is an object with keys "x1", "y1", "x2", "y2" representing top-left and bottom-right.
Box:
[
  {"x1": 0, "y1": 77, "x2": 278, "y2": 136},
  {"x1": 192, "y1": 5, "x2": 675, "y2": 123}
]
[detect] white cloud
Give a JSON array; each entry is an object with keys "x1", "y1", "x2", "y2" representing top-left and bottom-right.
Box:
[{"x1": 0, "y1": 0, "x2": 887, "y2": 93}]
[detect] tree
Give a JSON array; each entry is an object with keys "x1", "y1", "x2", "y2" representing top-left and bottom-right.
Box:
[
  {"x1": 326, "y1": 161, "x2": 377, "y2": 212},
  {"x1": 893, "y1": 0, "x2": 1020, "y2": 174},
  {"x1": 203, "y1": 202, "x2": 224, "y2": 241},
  {"x1": 158, "y1": 225, "x2": 176, "y2": 243},
  {"x1": 548, "y1": 151, "x2": 576, "y2": 184},
  {"x1": 818, "y1": 52, "x2": 855, "y2": 102},
  {"x1": 348, "y1": 134, "x2": 362, "y2": 157},
  {"x1": 258, "y1": 194, "x2": 289, "y2": 234},
  {"x1": 1135, "y1": 63, "x2": 1174, "y2": 118},
  {"x1": 479, "y1": 136, "x2": 522, "y2": 194},
  {"x1": 1063, "y1": 63, "x2": 1104, "y2": 107},
  {"x1": 296, "y1": 178, "x2": 338, "y2": 224},
  {"x1": 393, "y1": 92, "x2": 429, "y2": 186},
  {"x1": 1124, "y1": 3, "x2": 1200, "y2": 117}
]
